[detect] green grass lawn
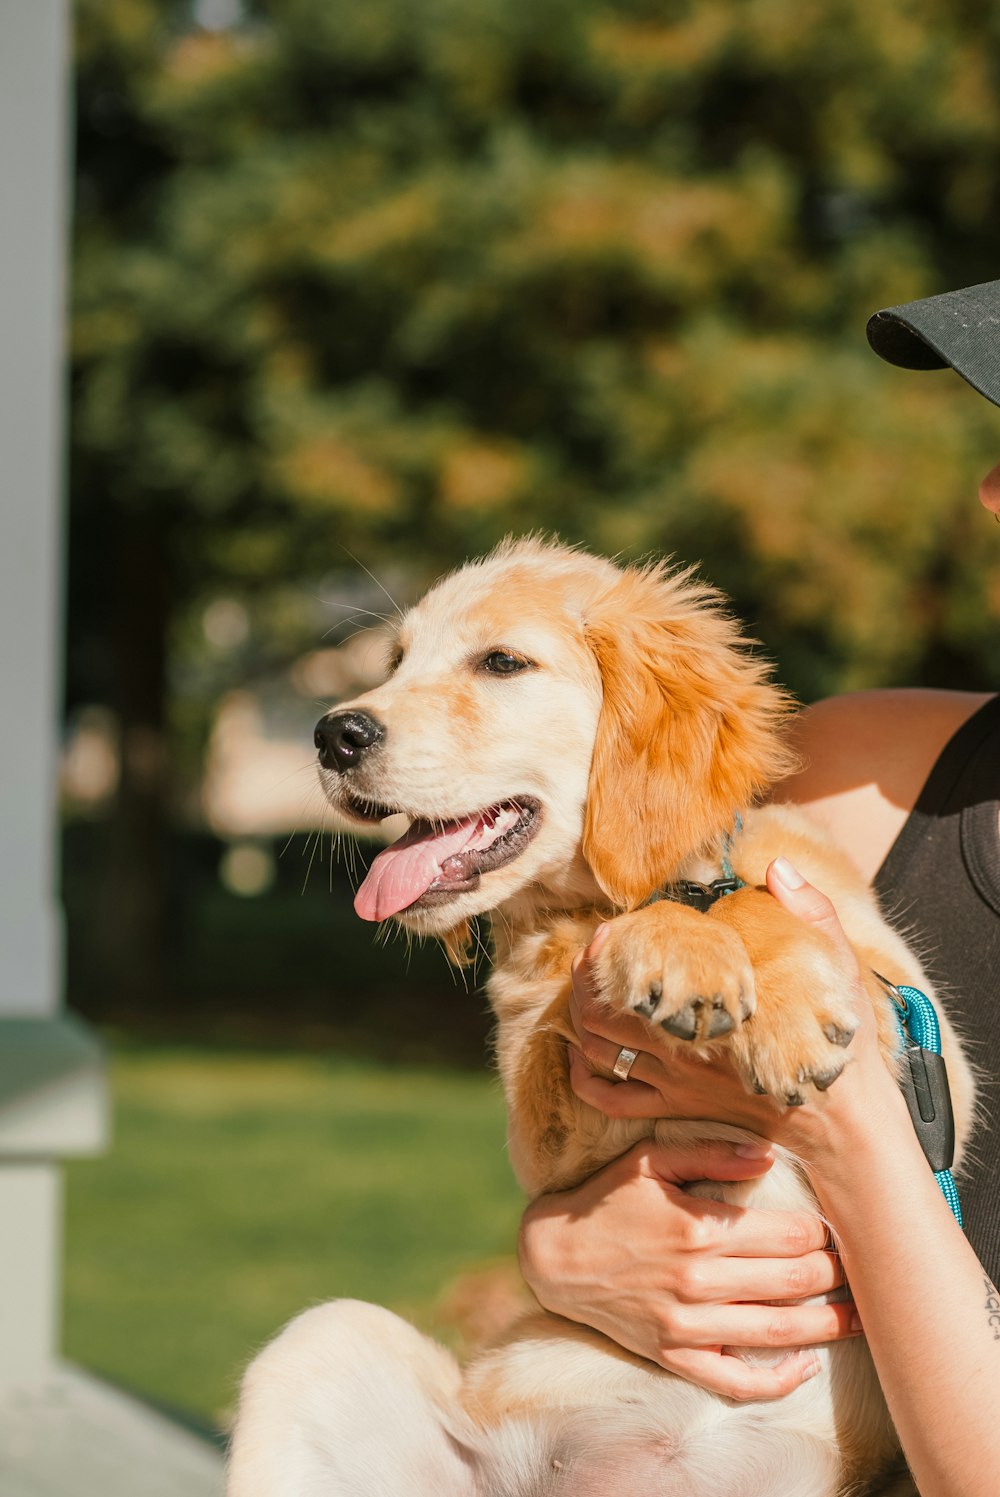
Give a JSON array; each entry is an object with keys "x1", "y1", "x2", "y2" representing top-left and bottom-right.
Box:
[{"x1": 63, "y1": 1040, "x2": 523, "y2": 1429}]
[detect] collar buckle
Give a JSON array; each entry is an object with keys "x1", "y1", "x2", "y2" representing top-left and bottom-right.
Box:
[{"x1": 652, "y1": 876, "x2": 743, "y2": 913}]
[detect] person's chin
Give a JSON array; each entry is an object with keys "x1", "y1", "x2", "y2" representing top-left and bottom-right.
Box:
[{"x1": 977, "y1": 461, "x2": 1000, "y2": 512}]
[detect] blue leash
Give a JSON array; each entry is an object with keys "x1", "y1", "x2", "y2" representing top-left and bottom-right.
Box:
[{"x1": 876, "y1": 975, "x2": 963, "y2": 1225}]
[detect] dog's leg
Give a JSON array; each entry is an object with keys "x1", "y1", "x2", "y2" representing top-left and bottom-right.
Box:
[
  {"x1": 590, "y1": 893, "x2": 879, "y2": 1108},
  {"x1": 227, "y1": 1300, "x2": 479, "y2": 1497}
]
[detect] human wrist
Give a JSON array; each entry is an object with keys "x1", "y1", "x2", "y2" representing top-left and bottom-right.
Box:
[{"x1": 798, "y1": 1071, "x2": 920, "y2": 1200}]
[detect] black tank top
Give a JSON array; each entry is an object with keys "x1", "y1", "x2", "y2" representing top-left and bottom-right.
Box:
[{"x1": 874, "y1": 694, "x2": 1000, "y2": 1284}]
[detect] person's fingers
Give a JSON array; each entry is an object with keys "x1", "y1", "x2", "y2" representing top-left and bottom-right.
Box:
[
  {"x1": 569, "y1": 962, "x2": 652, "y2": 1049},
  {"x1": 569, "y1": 948, "x2": 600, "y2": 1009},
  {"x1": 766, "y1": 859, "x2": 857, "y2": 967},
  {"x1": 659, "y1": 1297, "x2": 860, "y2": 1353},
  {"x1": 567, "y1": 1045, "x2": 666, "y2": 1116},
  {"x1": 585, "y1": 921, "x2": 612, "y2": 957},
  {"x1": 702, "y1": 1199, "x2": 832, "y2": 1258},
  {"x1": 567, "y1": 968, "x2": 679, "y2": 1089},
  {"x1": 569, "y1": 945, "x2": 657, "y2": 1051},
  {"x1": 567, "y1": 1015, "x2": 664, "y2": 1083},
  {"x1": 637, "y1": 1181, "x2": 832, "y2": 1259},
  {"x1": 568, "y1": 924, "x2": 612, "y2": 1007},
  {"x1": 671, "y1": 1249, "x2": 847, "y2": 1305},
  {"x1": 637, "y1": 1135, "x2": 776, "y2": 1185},
  {"x1": 659, "y1": 1347, "x2": 823, "y2": 1401}
]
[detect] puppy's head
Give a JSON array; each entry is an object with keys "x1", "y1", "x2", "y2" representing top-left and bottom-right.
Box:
[{"x1": 315, "y1": 538, "x2": 793, "y2": 955}]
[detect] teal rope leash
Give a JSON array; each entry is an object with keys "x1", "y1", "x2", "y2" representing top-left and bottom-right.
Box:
[
  {"x1": 720, "y1": 811, "x2": 743, "y2": 884},
  {"x1": 874, "y1": 974, "x2": 963, "y2": 1226}
]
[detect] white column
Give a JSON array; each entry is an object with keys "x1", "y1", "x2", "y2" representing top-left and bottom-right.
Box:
[
  {"x1": 0, "y1": 0, "x2": 66, "y2": 1018},
  {"x1": 0, "y1": 0, "x2": 106, "y2": 1387},
  {"x1": 0, "y1": 23, "x2": 221, "y2": 1483}
]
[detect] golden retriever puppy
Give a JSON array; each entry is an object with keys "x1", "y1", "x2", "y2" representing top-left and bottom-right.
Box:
[{"x1": 228, "y1": 538, "x2": 974, "y2": 1497}]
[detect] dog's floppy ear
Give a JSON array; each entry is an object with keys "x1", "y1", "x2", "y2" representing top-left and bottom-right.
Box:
[{"x1": 582, "y1": 564, "x2": 794, "y2": 909}]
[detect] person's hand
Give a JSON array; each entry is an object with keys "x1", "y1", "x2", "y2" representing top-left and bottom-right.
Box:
[
  {"x1": 519, "y1": 1135, "x2": 859, "y2": 1400},
  {"x1": 566, "y1": 858, "x2": 901, "y2": 1157}
]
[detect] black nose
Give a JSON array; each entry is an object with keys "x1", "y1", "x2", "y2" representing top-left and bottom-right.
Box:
[{"x1": 315, "y1": 710, "x2": 386, "y2": 773}]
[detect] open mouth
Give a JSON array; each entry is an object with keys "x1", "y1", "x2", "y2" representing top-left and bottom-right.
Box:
[{"x1": 350, "y1": 797, "x2": 542, "y2": 922}]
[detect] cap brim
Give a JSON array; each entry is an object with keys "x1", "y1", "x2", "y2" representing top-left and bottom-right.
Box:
[{"x1": 866, "y1": 279, "x2": 1000, "y2": 408}]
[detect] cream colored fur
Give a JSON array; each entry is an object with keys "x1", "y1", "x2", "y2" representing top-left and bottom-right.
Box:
[{"x1": 228, "y1": 539, "x2": 974, "y2": 1497}]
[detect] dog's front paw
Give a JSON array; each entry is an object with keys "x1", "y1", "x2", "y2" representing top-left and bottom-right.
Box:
[
  {"x1": 592, "y1": 903, "x2": 756, "y2": 1047},
  {"x1": 727, "y1": 924, "x2": 859, "y2": 1107},
  {"x1": 732, "y1": 1008, "x2": 856, "y2": 1106}
]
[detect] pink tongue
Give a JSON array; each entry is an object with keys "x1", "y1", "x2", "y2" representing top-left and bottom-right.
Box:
[{"x1": 355, "y1": 813, "x2": 485, "y2": 922}]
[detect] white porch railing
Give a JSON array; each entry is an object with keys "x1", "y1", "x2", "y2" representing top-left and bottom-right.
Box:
[{"x1": 0, "y1": 5, "x2": 224, "y2": 1489}]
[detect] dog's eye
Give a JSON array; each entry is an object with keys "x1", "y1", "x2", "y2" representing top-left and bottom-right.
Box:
[{"x1": 481, "y1": 650, "x2": 532, "y2": 676}]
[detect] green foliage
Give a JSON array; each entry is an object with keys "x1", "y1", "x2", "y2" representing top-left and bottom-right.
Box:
[
  {"x1": 71, "y1": 0, "x2": 1000, "y2": 709},
  {"x1": 64, "y1": 1042, "x2": 522, "y2": 1424}
]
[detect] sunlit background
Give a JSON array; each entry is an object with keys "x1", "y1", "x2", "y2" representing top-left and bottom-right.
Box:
[{"x1": 61, "y1": 0, "x2": 1000, "y2": 1432}]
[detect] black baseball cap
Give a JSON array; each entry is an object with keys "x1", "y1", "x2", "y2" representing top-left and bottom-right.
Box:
[{"x1": 866, "y1": 278, "x2": 1000, "y2": 408}]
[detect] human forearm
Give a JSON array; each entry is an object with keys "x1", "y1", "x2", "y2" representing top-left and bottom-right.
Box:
[{"x1": 807, "y1": 1088, "x2": 1000, "y2": 1497}]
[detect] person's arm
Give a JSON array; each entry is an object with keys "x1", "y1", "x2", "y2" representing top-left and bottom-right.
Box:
[
  {"x1": 769, "y1": 688, "x2": 991, "y2": 881},
  {"x1": 561, "y1": 864, "x2": 1000, "y2": 1497},
  {"x1": 764, "y1": 870, "x2": 1000, "y2": 1497},
  {"x1": 805, "y1": 1068, "x2": 998, "y2": 1497}
]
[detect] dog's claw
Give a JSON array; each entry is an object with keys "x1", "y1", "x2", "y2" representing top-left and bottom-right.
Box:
[
  {"x1": 660, "y1": 1003, "x2": 699, "y2": 1041},
  {"x1": 810, "y1": 1065, "x2": 845, "y2": 1091},
  {"x1": 659, "y1": 994, "x2": 739, "y2": 1043},
  {"x1": 632, "y1": 981, "x2": 662, "y2": 1020},
  {"x1": 707, "y1": 1001, "x2": 734, "y2": 1038},
  {"x1": 823, "y1": 1023, "x2": 856, "y2": 1048}
]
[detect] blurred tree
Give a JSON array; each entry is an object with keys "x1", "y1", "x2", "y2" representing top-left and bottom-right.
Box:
[{"x1": 70, "y1": 0, "x2": 1000, "y2": 998}]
